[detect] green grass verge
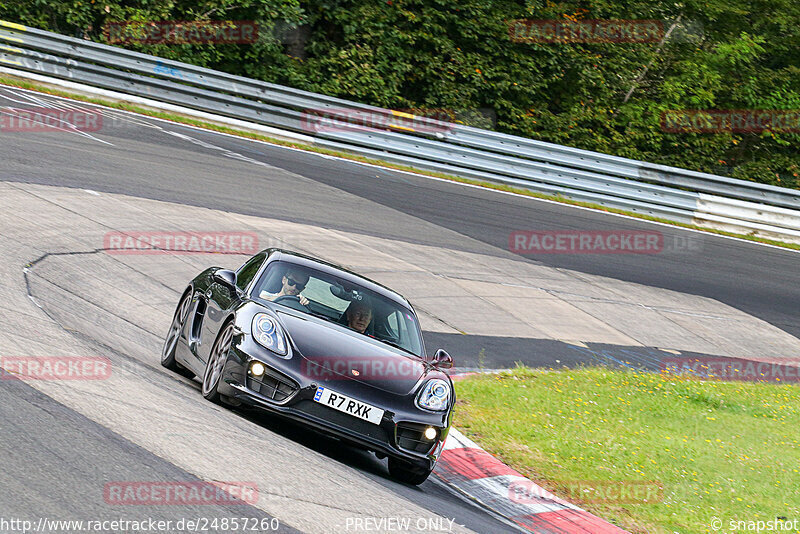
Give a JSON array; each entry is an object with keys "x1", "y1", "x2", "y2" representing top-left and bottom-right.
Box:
[
  {"x1": 454, "y1": 366, "x2": 800, "y2": 533},
  {"x1": 1, "y1": 72, "x2": 798, "y2": 252}
]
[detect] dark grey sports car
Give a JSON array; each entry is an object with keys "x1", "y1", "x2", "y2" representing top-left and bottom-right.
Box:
[{"x1": 161, "y1": 249, "x2": 454, "y2": 484}]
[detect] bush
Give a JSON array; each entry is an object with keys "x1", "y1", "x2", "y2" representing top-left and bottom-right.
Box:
[{"x1": 2, "y1": 0, "x2": 798, "y2": 186}]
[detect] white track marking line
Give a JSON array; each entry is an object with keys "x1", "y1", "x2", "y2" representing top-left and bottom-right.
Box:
[
  {"x1": 1, "y1": 86, "x2": 60, "y2": 108},
  {"x1": 162, "y1": 130, "x2": 277, "y2": 168},
  {"x1": 0, "y1": 106, "x2": 114, "y2": 146}
]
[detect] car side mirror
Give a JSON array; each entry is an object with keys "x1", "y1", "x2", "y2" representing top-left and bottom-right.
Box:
[
  {"x1": 432, "y1": 349, "x2": 453, "y2": 369},
  {"x1": 213, "y1": 269, "x2": 237, "y2": 290}
]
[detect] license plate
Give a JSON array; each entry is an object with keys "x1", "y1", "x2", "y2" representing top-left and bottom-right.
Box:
[{"x1": 313, "y1": 386, "x2": 384, "y2": 425}]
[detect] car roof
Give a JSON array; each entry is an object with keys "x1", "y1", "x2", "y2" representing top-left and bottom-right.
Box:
[{"x1": 264, "y1": 249, "x2": 413, "y2": 309}]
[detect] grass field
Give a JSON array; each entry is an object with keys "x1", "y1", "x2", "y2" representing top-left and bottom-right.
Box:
[{"x1": 454, "y1": 366, "x2": 800, "y2": 533}]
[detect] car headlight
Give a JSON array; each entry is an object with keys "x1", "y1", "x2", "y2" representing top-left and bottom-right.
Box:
[
  {"x1": 252, "y1": 313, "x2": 287, "y2": 355},
  {"x1": 416, "y1": 379, "x2": 451, "y2": 411}
]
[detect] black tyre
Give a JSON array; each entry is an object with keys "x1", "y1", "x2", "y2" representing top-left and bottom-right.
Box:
[
  {"x1": 388, "y1": 457, "x2": 433, "y2": 485},
  {"x1": 201, "y1": 321, "x2": 234, "y2": 403}
]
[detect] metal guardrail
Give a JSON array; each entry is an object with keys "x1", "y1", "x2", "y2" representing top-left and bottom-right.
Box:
[{"x1": 2, "y1": 19, "x2": 800, "y2": 242}]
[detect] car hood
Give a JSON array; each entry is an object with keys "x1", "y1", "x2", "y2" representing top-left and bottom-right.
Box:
[{"x1": 277, "y1": 310, "x2": 427, "y2": 396}]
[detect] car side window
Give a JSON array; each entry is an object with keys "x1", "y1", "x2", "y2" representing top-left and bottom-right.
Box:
[
  {"x1": 236, "y1": 253, "x2": 265, "y2": 291},
  {"x1": 386, "y1": 311, "x2": 403, "y2": 339}
]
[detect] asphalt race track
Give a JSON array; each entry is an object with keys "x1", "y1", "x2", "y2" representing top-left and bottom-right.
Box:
[
  {"x1": 0, "y1": 84, "x2": 798, "y2": 533},
  {"x1": 2, "y1": 89, "x2": 797, "y2": 342}
]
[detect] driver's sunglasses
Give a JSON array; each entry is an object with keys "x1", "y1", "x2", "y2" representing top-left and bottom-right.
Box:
[{"x1": 285, "y1": 277, "x2": 306, "y2": 290}]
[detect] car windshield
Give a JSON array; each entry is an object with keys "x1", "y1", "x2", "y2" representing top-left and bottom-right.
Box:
[{"x1": 252, "y1": 260, "x2": 424, "y2": 357}]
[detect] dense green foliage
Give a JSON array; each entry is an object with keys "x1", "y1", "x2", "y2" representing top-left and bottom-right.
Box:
[{"x1": 2, "y1": 0, "x2": 798, "y2": 187}]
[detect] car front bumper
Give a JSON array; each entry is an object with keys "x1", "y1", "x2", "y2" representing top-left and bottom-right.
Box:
[{"x1": 218, "y1": 344, "x2": 451, "y2": 471}]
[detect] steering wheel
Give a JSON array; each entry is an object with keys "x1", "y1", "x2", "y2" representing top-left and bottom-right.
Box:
[{"x1": 272, "y1": 294, "x2": 309, "y2": 311}]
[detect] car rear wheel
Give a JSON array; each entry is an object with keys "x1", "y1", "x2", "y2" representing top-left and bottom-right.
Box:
[
  {"x1": 161, "y1": 292, "x2": 195, "y2": 378},
  {"x1": 388, "y1": 457, "x2": 433, "y2": 486},
  {"x1": 202, "y1": 321, "x2": 234, "y2": 403}
]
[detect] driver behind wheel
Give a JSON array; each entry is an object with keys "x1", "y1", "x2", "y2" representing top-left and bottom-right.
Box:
[{"x1": 260, "y1": 268, "x2": 310, "y2": 306}]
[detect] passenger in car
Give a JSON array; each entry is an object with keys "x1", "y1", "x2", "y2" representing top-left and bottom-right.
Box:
[
  {"x1": 260, "y1": 267, "x2": 310, "y2": 306},
  {"x1": 345, "y1": 300, "x2": 373, "y2": 334}
]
